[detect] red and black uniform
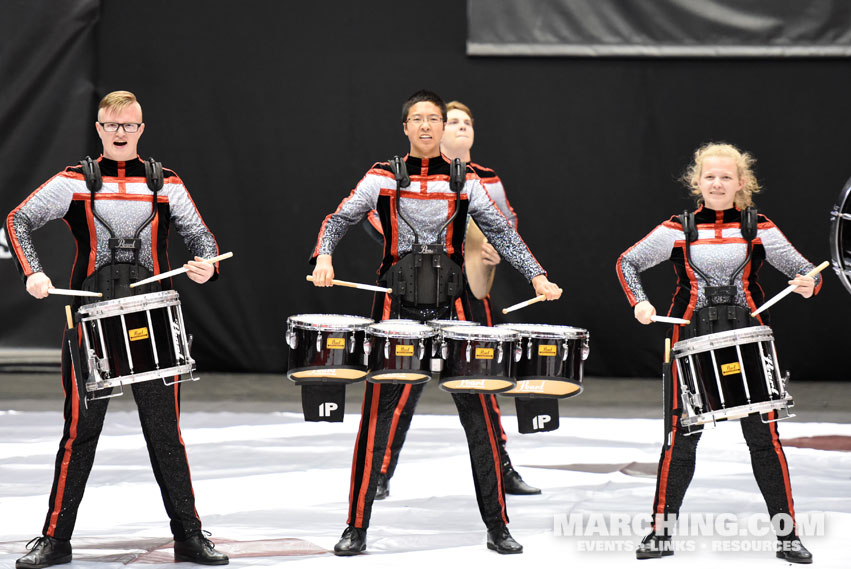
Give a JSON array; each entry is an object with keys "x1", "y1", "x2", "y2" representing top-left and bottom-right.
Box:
[
  {"x1": 616, "y1": 206, "x2": 822, "y2": 535},
  {"x1": 6, "y1": 156, "x2": 219, "y2": 541},
  {"x1": 375, "y1": 162, "x2": 518, "y2": 483},
  {"x1": 313, "y1": 154, "x2": 545, "y2": 531}
]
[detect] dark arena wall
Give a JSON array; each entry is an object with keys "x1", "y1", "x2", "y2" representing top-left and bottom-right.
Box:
[{"x1": 1, "y1": 0, "x2": 849, "y2": 379}]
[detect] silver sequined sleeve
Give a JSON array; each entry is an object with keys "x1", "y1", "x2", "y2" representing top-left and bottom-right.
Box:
[
  {"x1": 312, "y1": 171, "x2": 381, "y2": 258},
  {"x1": 482, "y1": 177, "x2": 518, "y2": 229},
  {"x1": 617, "y1": 222, "x2": 680, "y2": 306},
  {"x1": 167, "y1": 178, "x2": 219, "y2": 260},
  {"x1": 466, "y1": 179, "x2": 544, "y2": 281},
  {"x1": 5, "y1": 173, "x2": 76, "y2": 278},
  {"x1": 759, "y1": 220, "x2": 822, "y2": 289}
]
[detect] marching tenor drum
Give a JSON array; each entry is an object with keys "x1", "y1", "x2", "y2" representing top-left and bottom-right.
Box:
[
  {"x1": 830, "y1": 175, "x2": 851, "y2": 295},
  {"x1": 438, "y1": 325, "x2": 519, "y2": 394},
  {"x1": 496, "y1": 323, "x2": 589, "y2": 398},
  {"x1": 286, "y1": 314, "x2": 374, "y2": 383},
  {"x1": 78, "y1": 291, "x2": 195, "y2": 399},
  {"x1": 365, "y1": 320, "x2": 436, "y2": 384},
  {"x1": 672, "y1": 325, "x2": 793, "y2": 432},
  {"x1": 426, "y1": 319, "x2": 478, "y2": 373}
]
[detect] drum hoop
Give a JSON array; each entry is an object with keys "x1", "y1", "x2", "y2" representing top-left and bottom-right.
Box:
[
  {"x1": 78, "y1": 290, "x2": 180, "y2": 319},
  {"x1": 426, "y1": 319, "x2": 478, "y2": 329},
  {"x1": 368, "y1": 322, "x2": 435, "y2": 339},
  {"x1": 672, "y1": 325, "x2": 774, "y2": 357},
  {"x1": 495, "y1": 323, "x2": 588, "y2": 339},
  {"x1": 288, "y1": 313, "x2": 374, "y2": 331},
  {"x1": 441, "y1": 325, "x2": 519, "y2": 341},
  {"x1": 830, "y1": 178, "x2": 851, "y2": 294}
]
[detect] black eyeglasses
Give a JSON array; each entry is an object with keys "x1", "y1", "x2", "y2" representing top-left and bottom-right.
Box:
[
  {"x1": 405, "y1": 115, "x2": 443, "y2": 126},
  {"x1": 99, "y1": 122, "x2": 142, "y2": 133}
]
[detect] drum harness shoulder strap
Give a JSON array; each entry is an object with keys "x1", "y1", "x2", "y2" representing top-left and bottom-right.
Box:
[
  {"x1": 379, "y1": 156, "x2": 464, "y2": 306},
  {"x1": 680, "y1": 206, "x2": 759, "y2": 337},
  {"x1": 80, "y1": 156, "x2": 164, "y2": 301}
]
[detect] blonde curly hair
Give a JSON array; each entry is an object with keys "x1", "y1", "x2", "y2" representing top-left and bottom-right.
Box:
[{"x1": 682, "y1": 142, "x2": 762, "y2": 209}]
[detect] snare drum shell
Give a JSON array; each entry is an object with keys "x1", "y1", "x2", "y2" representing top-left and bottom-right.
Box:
[{"x1": 286, "y1": 328, "x2": 368, "y2": 384}]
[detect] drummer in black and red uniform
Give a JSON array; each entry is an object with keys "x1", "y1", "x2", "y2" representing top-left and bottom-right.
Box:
[
  {"x1": 311, "y1": 90, "x2": 562, "y2": 556},
  {"x1": 6, "y1": 91, "x2": 228, "y2": 567},
  {"x1": 616, "y1": 142, "x2": 820, "y2": 563},
  {"x1": 368, "y1": 101, "x2": 541, "y2": 503}
]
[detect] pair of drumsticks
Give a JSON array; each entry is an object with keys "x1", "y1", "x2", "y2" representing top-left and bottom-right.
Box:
[
  {"x1": 46, "y1": 252, "x2": 234, "y2": 298},
  {"x1": 308, "y1": 260, "x2": 829, "y2": 318}
]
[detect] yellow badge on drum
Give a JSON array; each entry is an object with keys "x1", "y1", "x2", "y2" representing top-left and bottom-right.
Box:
[
  {"x1": 128, "y1": 327, "x2": 149, "y2": 341},
  {"x1": 396, "y1": 345, "x2": 414, "y2": 357},
  {"x1": 475, "y1": 347, "x2": 494, "y2": 360},
  {"x1": 538, "y1": 345, "x2": 558, "y2": 356},
  {"x1": 327, "y1": 338, "x2": 346, "y2": 350},
  {"x1": 721, "y1": 362, "x2": 741, "y2": 376}
]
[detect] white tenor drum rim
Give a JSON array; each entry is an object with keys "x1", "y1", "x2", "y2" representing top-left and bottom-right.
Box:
[
  {"x1": 78, "y1": 290, "x2": 180, "y2": 319},
  {"x1": 288, "y1": 313, "x2": 374, "y2": 331},
  {"x1": 496, "y1": 323, "x2": 588, "y2": 340},
  {"x1": 441, "y1": 325, "x2": 519, "y2": 342},
  {"x1": 368, "y1": 322, "x2": 435, "y2": 339}
]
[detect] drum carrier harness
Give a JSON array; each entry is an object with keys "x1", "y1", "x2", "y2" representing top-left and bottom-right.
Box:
[
  {"x1": 79, "y1": 156, "x2": 164, "y2": 303},
  {"x1": 680, "y1": 206, "x2": 759, "y2": 338},
  {"x1": 378, "y1": 156, "x2": 465, "y2": 307}
]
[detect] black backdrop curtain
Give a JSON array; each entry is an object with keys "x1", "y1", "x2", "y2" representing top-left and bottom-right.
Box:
[{"x1": 1, "y1": 0, "x2": 849, "y2": 380}]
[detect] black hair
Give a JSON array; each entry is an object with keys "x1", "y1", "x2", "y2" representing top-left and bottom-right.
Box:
[{"x1": 401, "y1": 90, "x2": 447, "y2": 123}]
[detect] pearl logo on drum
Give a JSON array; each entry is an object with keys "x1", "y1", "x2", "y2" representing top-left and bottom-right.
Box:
[
  {"x1": 326, "y1": 338, "x2": 346, "y2": 350},
  {"x1": 538, "y1": 344, "x2": 558, "y2": 356},
  {"x1": 532, "y1": 414, "x2": 551, "y2": 430},
  {"x1": 721, "y1": 362, "x2": 741, "y2": 376},
  {"x1": 128, "y1": 327, "x2": 150, "y2": 341},
  {"x1": 475, "y1": 347, "x2": 494, "y2": 359}
]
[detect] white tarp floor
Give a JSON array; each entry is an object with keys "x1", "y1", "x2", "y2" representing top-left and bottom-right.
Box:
[{"x1": 1, "y1": 409, "x2": 849, "y2": 568}]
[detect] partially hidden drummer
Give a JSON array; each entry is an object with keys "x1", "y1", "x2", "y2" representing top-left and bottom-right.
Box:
[
  {"x1": 616, "y1": 142, "x2": 821, "y2": 563},
  {"x1": 310, "y1": 89, "x2": 561, "y2": 556},
  {"x1": 5, "y1": 90, "x2": 228, "y2": 567}
]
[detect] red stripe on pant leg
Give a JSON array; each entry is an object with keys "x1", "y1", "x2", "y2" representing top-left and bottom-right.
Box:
[
  {"x1": 47, "y1": 338, "x2": 82, "y2": 536},
  {"x1": 351, "y1": 384, "x2": 382, "y2": 527},
  {"x1": 767, "y1": 410, "x2": 797, "y2": 525},
  {"x1": 653, "y1": 329, "x2": 681, "y2": 526},
  {"x1": 171, "y1": 380, "x2": 199, "y2": 518},
  {"x1": 488, "y1": 395, "x2": 507, "y2": 443},
  {"x1": 381, "y1": 385, "x2": 412, "y2": 473},
  {"x1": 454, "y1": 297, "x2": 466, "y2": 321},
  {"x1": 478, "y1": 394, "x2": 507, "y2": 523}
]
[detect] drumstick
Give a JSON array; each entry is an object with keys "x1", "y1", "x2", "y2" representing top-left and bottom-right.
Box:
[
  {"x1": 750, "y1": 260, "x2": 829, "y2": 317},
  {"x1": 664, "y1": 338, "x2": 671, "y2": 364},
  {"x1": 48, "y1": 287, "x2": 102, "y2": 298},
  {"x1": 651, "y1": 315, "x2": 690, "y2": 325},
  {"x1": 305, "y1": 275, "x2": 392, "y2": 294},
  {"x1": 502, "y1": 294, "x2": 546, "y2": 314},
  {"x1": 130, "y1": 252, "x2": 234, "y2": 288}
]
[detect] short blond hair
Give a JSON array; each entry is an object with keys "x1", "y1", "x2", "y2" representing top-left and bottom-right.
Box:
[
  {"x1": 682, "y1": 142, "x2": 762, "y2": 209},
  {"x1": 98, "y1": 90, "x2": 142, "y2": 120},
  {"x1": 446, "y1": 101, "x2": 473, "y2": 124}
]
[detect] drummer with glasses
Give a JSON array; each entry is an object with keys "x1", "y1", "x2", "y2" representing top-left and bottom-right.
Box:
[
  {"x1": 6, "y1": 90, "x2": 228, "y2": 567},
  {"x1": 616, "y1": 142, "x2": 820, "y2": 563}
]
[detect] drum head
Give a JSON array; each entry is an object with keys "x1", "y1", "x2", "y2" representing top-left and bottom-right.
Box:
[
  {"x1": 830, "y1": 176, "x2": 851, "y2": 295},
  {"x1": 427, "y1": 319, "x2": 478, "y2": 329},
  {"x1": 441, "y1": 325, "x2": 519, "y2": 342},
  {"x1": 289, "y1": 368, "x2": 367, "y2": 381},
  {"x1": 288, "y1": 313, "x2": 374, "y2": 331},
  {"x1": 78, "y1": 290, "x2": 180, "y2": 318},
  {"x1": 672, "y1": 325, "x2": 774, "y2": 357},
  {"x1": 367, "y1": 371, "x2": 431, "y2": 384},
  {"x1": 496, "y1": 323, "x2": 588, "y2": 339},
  {"x1": 368, "y1": 321, "x2": 435, "y2": 338}
]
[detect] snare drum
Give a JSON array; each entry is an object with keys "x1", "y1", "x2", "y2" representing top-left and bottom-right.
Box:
[
  {"x1": 438, "y1": 325, "x2": 518, "y2": 394},
  {"x1": 672, "y1": 325, "x2": 793, "y2": 431},
  {"x1": 496, "y1": 323, "x2": 589, "y2": 398},
  {"x1": 365, "y1": 321, "x2": 436, "y2": 384},
  {"x1": 77, "y1": 291, "x2": 195, "y2": 397},
  {"x1": 286, "y1": 314, "x2": 374, "y2": 383}
]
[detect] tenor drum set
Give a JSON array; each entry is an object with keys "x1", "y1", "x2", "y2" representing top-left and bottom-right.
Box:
[{"x1": 286, "y1": 314, "x2": 591, "y2": 401}]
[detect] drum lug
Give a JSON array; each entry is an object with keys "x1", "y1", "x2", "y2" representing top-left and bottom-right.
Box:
[
  {"x1": 562, "y1": 340, "x2": 569, "y2": 362},
  {"x1": 514, "y1": 343, "x2": 522, "y2": 362},
  {"x1": 465, "y1": 341, "x2": 472, "y2": 363},
  {"x1": 432, "y1": 338, "x2": 439, "y2": 358},
  {"x1": 526, "y1": 338, "x2": 532, "y2": 360},
  {"x1": 286, "y1": 328, "x2": 297, "y2": 350},
  {"x1": 418, "y1": 339, "x2": 426, "y2": 360},
  {"x1": 581, "y1": 337, "x2": 590, "y2": 361},
  {"x1": 348, "y1": 332, "x2": 356, "y2": 353},
  {"x1": 384, "y1": 339, "x2": 390, "y2": 360},
  {"x1": 441, "y1": 341, "x2": 448, "y2": 360},
  {"x1": 497, "y1": 342, "x2": 504, "y2": 364},
  {"x1": 364, "y1": 336, "x2": 372, "y2": 356},
  {"x1": 316, "y1": 331, "x2": 323, "y2": 352}
]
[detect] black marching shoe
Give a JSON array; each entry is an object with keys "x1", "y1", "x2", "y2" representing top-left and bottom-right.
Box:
[
  {"x1": 334, "y1": 526, "x2": 367, "y2": 556},
  {"x1": 16, "y1": 536, "x2": 72, "y2": 569},
  {"x1": 635, "y1": 532, "x2": 673, "y2": 560},
  {"x1": 776, "y1": 538, "x2": 813, "y2": 564},
  {"x1": 486, "y1": 524, "x2": 523, "y2": 554},
  {"x1": 173, "y1": 530, "x2": 229, "y2": 565},
  {"x1": 374, "y1": 473, "x2": 390, "y2": 500},
  {"x1": 503, "y1": 465, "x2": 542, "y2": 495}
]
